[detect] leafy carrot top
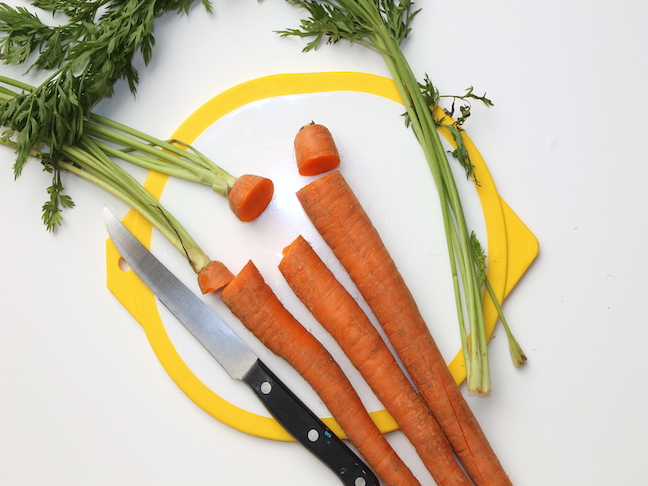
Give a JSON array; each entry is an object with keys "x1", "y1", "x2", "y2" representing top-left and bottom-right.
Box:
[{"x1": 0, "y1": 0, "x2": 212, "y2": 227}]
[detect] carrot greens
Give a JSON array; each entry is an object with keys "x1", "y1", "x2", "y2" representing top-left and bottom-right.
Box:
[
  {"x1": 0, "y1": 0, "x2": 212, "y2": 163},
  {"x1": 0, "y1": 76, "x2": 240, "y2": 229},
  {"x1": 0, "y1": 124, "x2": 212, "y2": 273},
  {"x1": 0, "y1": 0, "x2": 219, "y2": 229},
  {"x1": 279, "y1": 0, "x2": 525, "y2": 392}
]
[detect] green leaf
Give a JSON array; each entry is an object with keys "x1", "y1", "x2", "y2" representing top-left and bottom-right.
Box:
[
  {"x1": 41, "y1": 166, "x2": 74, "y2": 231},
  {"x1": 0, "y1": 0, "x2": 212, "y2": 165}
]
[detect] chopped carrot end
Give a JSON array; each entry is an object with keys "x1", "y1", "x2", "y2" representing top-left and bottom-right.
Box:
[
  {"x1": 281, "y1": 242, "x2": 295, "y2": 256},
  {"x1": 197, "y1": 260, "x2": 235, "y2": 294},
  {"x1": 294, "y1": 123, "x2": 340, "y2": 176},
  {"x1": 228, "y1": 174, "x2": 274, "y2": 222}
]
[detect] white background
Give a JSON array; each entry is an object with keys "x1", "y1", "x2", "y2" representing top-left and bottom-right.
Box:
[{"x1": 1, "y1": 1, "x2": 647, "y2": 485}]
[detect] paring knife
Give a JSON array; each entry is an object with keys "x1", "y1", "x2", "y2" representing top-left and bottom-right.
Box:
[{"x1": 104, "y1": 207, "x2": 378, "y2": 486}]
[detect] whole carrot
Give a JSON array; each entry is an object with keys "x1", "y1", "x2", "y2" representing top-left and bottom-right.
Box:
[
  {"x1": 279, "y1": 235, "x2": 473, "y2": 486},
  {"x1": 220, "y1": 260, "x2": 420, "y2": 486},
  {"x1": 296, "y1": 170, "x2": 511, "y2": 486},
  {"x1": 294, "y1": 122, "x2": 341, "y2": 176}
]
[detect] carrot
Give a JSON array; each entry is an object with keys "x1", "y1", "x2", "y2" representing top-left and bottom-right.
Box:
[
  {"x1": 227, "y1": 174, "x2": 274, "y2": 222},
  {"x1": 296, "y1": 170, "x2": 512, "y2": 486},
  {"x1": 220, "y1": 260, "x2": 420, "y2": 486},
  {"x1": 294, "y1": 122, "x2": 341, "y2": 176},
  {"x1": 279, "y1": 235, "x2": 473, "y2": 486},
  {"x1": 197, "y1": 260, "x2": 235, "y2": 294}
]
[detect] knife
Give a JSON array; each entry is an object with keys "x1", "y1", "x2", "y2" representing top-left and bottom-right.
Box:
[{"x1": 104, "y1": 207, "x2": 378, "y2": 486}]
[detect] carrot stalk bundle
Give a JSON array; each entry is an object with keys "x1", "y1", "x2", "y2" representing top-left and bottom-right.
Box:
[
  {"x1": 294, "y1": 122, "x2": 341, "y2": 176},
  {"x1": 279, "y1": 235, "x2": 473, "y2": 486},
  {"x1": 0, "y1": 77, "x2": 275, "y2": 228},
  {"x1": 220, "y1": 260, "x2": 420, "y2": 486},
  {"x1": 296, "y1": 170, "x2": 511, "y2": 486}
]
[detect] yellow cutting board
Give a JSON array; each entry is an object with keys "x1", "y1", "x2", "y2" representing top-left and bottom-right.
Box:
[{"x1": 106, "y1": 72, "x2": 538, "y2": 441}]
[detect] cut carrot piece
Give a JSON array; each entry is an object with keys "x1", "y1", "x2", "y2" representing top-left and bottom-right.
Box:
[
  {"x1": 220, "y1": 260, "x2": 420, "y2": 486},
  {"x1": 296, "y1": 170, "x2": 511, "y2": 486},
  {"x1": 294, "y1": 123, "x2": 340, "y2": 176},
  {"x1": 197, "y1": 260, "x2": 234, "y2": 294},
  {"x1": 279, "y1": 235, "x2": 472, "y2": 486},
  {"x1": 228, "y1": 174, "x2": 274, "y2": 222}
]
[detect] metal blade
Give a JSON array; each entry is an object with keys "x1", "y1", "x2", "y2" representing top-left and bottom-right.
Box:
[{"x1": 104, "y1": 207, "x2": 258, "y2": 380}]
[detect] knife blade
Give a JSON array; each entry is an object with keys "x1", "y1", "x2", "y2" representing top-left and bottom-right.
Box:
[{"x1": 104, "y1": 207, "x2": 378, "y2": 486}]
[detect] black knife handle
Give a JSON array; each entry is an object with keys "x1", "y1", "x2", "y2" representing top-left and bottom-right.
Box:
[{"x1": 243, "y1": 360, "x2": 379, "y2": 486}]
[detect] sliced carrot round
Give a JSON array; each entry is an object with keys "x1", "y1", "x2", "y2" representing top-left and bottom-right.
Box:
[
  {"x1": 227, "y1": 174, "x2": 274, "y2": 222},
  {"x1": 197, "y1": 260, "x2": 235, "y2": 294},
  {"x1": 294, "y1": 123, "x2": 340, "y2": 176}
]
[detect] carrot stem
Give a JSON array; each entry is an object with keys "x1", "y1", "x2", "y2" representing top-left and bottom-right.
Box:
[
  {"x1": 90, "y1": 137, "x2": 209, "y2": 184},
  {"x1": 0, "y1": 134, "x2": 212, "y2": 274},
  {"x1": 383, "y1": 30, "x2": 491, "y2": 392},
  {"x1": 484, "y1": 277, "x2": 527, "y2": 367},
  {"x1": 0, "y1": 76, "x2": 253, "y2": 215},
  {"x1": 84, "y1": 120, "x2": 237, "y2": 193}
]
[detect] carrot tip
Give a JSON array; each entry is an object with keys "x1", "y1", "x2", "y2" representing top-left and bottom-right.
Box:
[
  {"x1": 197, "y1": 260, "x2": 235, "y2": 294},
  {"x1": 228, "y1": 174, "x2": 274, "y2": 222}
]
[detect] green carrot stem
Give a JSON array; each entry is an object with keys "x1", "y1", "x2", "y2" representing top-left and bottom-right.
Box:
[
  {"x1": 0, "y1": 75, "x2": 237, "y2": 196},
  {"x1": 84, "y1": 119, "x2": 237, "y2": 196},
  {"x1": 84, "y1": 124, "x2": 216, "y2": 183},
  {"x1": 373, "y1": 23, "x2": 491, "y2": 390},
  {"x1": 1, "y1": 133, "x2": 212, "y2": 274},
  {"x1": 87, "y1": 114, "x2": 238, "y2": 195},
  {"x1": 88, "y1": 114, "x2": 213, "y2": 169},
  {"x1": 0, "y1": 75, "x2": 34, "y2": 92},
  {"x1": 90, "y1": 137, "x2": 207, "y2": 183},
  {"x1": 484, "y1": 278, "x2": 527, "y2": 367}
]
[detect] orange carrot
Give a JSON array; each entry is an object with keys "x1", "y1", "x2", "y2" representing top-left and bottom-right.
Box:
[
  {"x1": 220, "y1": 260, "x2": 420, "y2": 486},
  {"x1": 294, "y1": 123, "x2": 341, "y2": 176},
  {"x1": 296, "y1": 170, "x2": 511, "y2": 486},
  {"x1": 227, "y1": 174, "x2": 274, "y2": 222},
  {"x1": 279, "y1": 235, "x2": 473, "y2": 486},
  {"x1": 197, "y1": 260, "x2": 235, "y2": 294}
]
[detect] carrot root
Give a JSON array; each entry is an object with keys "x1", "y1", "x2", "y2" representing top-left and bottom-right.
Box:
[
  {"x1": 294, "y1": 123, "x2": 341, "y2": 176},
  {"x1": 220, "y1": 260, "x2": 420, "y2": 486},
  {"x1": 279, "y1": 235, "x2": 473, "y2": 486},
  {"x1": 197, "y1": 260, "x2": 235, "y2": 294},
  {"x1": 227, "y1": 174, "x2": 274, "y2": 222},
  {"x1": 296, "y1": 170, "x2": 512, "y2": 486}
]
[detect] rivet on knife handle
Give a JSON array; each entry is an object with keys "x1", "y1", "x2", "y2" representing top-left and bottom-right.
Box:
[{"x1": 245, "y1": 360, "x2": 378, "y2": 486}]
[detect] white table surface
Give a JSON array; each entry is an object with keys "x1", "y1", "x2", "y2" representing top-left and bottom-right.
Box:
[{"x1": 2, "y1": 1, "x2": 647, "y2": 485}]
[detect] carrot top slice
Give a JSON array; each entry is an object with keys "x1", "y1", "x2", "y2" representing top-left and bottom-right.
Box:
[
  {"x1": 294, "y1": 122, "x2": 341, "y2": 176},
  {"x1": 197, "y1": 260, "x2": 234, "y2": 294},
  {"x1": 227, "y1": 174, "x2": 274, "y2": 222}
]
